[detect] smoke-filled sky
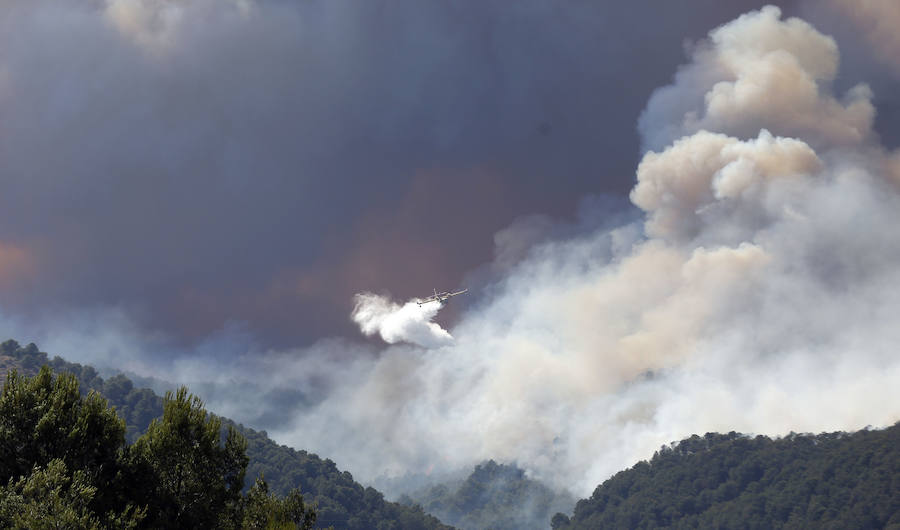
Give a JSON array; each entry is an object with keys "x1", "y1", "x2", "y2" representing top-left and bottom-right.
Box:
[
  {"x1": 4, "y1": 0, "x2": 900, "y2": 498},
  {"x1": 0, "y1": 0, "x2": 808, "y2": 346}
]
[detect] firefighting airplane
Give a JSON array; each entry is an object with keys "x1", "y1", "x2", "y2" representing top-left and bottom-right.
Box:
[{"x1": 417, "y1": 288, "x2": 468, "y2": 306}]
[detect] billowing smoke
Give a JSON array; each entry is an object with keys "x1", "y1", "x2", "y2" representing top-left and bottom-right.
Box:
[
  {"x1": 6, "y1": 2, "x2": 900, "y2": 503},
  {"x1": 638, "y1": 5, "x2": 874, "y2": 153},
  {"x1": 260, "y1": 5, "x2": 900, "y2": 495},
  {"x1": 351, "y1": 293, "x2": 452, "y2": 348}
]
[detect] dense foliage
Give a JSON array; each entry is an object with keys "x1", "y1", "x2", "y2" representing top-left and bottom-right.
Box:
[
  {"x1": 126, "y1": 387, "x2": 251, "y2": 528},
  {"x1": 0, "y1": 340, "x2": 448, "y2": 529},
  {"x1": 554, "y1": 425, "x2": 900, "y2": 529},
  {"x1": 401, "y1": 460, "x2": 574, "y2": 530},
  {"x1": 1, "y1": 340, "x2": 162, "y2": 443},
  {"x1": 0, "y1": 364, "x2": 315, "y2": 529},
  {"x1": 0, "y1": 458, "x2": 145, "y2": 529}
]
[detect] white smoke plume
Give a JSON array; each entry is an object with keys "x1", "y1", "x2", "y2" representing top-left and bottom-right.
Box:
[
  {"x1": 351, "y1": 293, "x2": 453, "y2": 349},
  {"x1": 262, "y1": 6, "x2": 900, "y2": 496}
]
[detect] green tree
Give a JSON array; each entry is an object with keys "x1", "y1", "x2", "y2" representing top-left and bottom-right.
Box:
[
  {"x1": 0, "y1": 459, "x2": 144, "y2": 529},
  {"x1": 0, "y1": 367, "x2": 127, "y2": 517},
  {"x1": 128, "y1": 387, "x2": 248, "y2": 529},
  {"x1": 243, "y1": 476, "x2": 317, "y2": 530}
]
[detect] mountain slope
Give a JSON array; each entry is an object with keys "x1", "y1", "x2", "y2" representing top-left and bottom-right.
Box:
[
  {"x1": 553, "y1": 424, "x2": 900, "y2": 529},
  {"x1": 0, "y1": 340, "x2": 449, "y2": 530},
  {"x1": 401, "y1": 460, "x2": 575, "y2": 530}
]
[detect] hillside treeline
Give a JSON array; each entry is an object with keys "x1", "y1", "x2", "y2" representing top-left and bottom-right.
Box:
[
  {"x1": 0, "y1": 340, "x2": 448, "y2": 529},
  {"x1": 553, "y1": 423, "x2": 900, "y2": 529},
  {"x1": 0, "y1": 365, "x2": 315, "y2": 529}
]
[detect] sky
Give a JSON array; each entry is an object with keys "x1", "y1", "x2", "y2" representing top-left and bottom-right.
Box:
[{"x1": 3, "y1": 0, "x2": 900, "y2": 498}]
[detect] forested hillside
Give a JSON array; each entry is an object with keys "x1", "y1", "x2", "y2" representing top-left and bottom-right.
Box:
[
  {"x1": 401, "y1": 460, "x2": 574, "y2": 530},
  {"x1": 553, "y1": 424, "x2": 900, "y2": 529},
  {"x1": 0, "y1": 340, "x2": 448, "y2": 530},
  {"x1": 11, "y1": 338, "x2": 900, "y2": 529},
  {"x1": 0, "y1": 365, "x2": 315, "y2": 528}
]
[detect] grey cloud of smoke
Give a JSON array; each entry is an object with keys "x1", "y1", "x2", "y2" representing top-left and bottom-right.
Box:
[
  {"x1": 9, "y1": 0, "x2": 900, "y2": 503},
  {"x1": 0, "y1": 0, "x2": 786, "y2": 345},
  {"x1": 351, "y1": 293, "x2": 453, "y2": 349}
]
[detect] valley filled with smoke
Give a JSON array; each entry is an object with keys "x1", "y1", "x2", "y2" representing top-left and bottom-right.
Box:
[{"x1": 2, "y1": 0, "x2": 900, "y2": 504}]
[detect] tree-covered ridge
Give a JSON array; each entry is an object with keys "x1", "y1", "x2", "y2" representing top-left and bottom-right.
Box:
[
  {"x1": 553, "y1": 424, "x2": 900, "y2": 529},
  {"x1": 0, "y1": 340, "x2": 449, "y2": 530},
  {"x1": 0, "y1": 365, "x2": 315, "y2": 529},
  {"x1": 0, "y1": 340, "x2": 162, "y2": 443},
  {"x1": 401, "y1": 460, "x2": 575, "y2": 530}
]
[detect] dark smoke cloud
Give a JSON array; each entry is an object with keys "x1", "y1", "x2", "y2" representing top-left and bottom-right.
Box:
[{"x1": 0, "y1": 0, "x2": 786, "y2": 346}]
